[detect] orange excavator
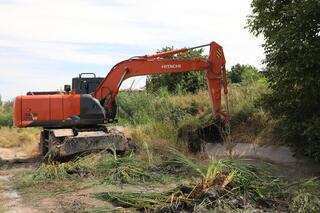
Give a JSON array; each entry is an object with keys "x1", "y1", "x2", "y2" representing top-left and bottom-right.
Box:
[{"x1": 13, "y1": 41, "x2": 229, "y2": 159}]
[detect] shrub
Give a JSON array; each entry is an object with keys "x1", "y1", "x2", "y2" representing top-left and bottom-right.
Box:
[
  {"x1": 0, "y1": 98, "x2": 13, "y2": 127},
  {"x1": 228, "y1": 64, "x2": 265, "y2": 84},
  {"x1": 0, "y1": 113, "x2": 12, "y2": 126}
]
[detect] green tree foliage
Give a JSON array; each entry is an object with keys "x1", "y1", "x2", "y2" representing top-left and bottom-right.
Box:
[
  {"x1": 0, "y1": 96, "x2": 13, "y2": 126},
  {"x1": 248, "y1": 0, "x2": 320, "y2": 160},
  {"x1": 228, "y1": 64, "x2": 265, "y2": 84},
  {"x1": 146, "y1": 47, "x2": 207, "y2": 94}
]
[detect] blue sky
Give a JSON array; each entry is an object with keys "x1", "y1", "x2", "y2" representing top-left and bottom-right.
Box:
[{"x1": 0, "y1": 0, "x2": 264, "y2": 100}]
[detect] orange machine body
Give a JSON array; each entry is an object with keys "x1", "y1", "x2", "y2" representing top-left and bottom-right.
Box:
[{"x1": 14, "y1": 94, "x2": 81, "y2": 128}]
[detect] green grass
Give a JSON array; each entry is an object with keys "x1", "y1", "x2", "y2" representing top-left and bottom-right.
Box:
[
  {"x1": 289, "y1": 178, "x2": 320, "y2": 212},
  {"x1": 15, "y1": 148, "x2": 320, "y2": 212}
]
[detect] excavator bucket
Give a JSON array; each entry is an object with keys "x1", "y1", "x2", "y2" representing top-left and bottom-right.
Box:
[{"x1": 177, "y1": 119, "x2": 225, "y2": 153}]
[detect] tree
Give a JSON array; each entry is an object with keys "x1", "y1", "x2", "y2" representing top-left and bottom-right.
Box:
[
  {"x1": 0, "y1": 96, "x2": 13, "y2": 127},
  {"x1": 146, "y1": 47, "x2": 207, "y2": 94},
  {"x1": 248, "y1": 0, "x2": 320, "y2": 160},
  {"x1": 228, "y1": 64, "x2": 264, "y2": 84}
]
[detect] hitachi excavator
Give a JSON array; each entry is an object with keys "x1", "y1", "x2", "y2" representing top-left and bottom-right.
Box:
[{"x1": 13, "y1": 41, "x2": 229, "y2": 159}]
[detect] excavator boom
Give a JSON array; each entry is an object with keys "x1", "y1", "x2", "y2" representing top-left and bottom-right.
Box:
[{"x1": 94, "y1": 41, "x2": 228, "y2": 122}]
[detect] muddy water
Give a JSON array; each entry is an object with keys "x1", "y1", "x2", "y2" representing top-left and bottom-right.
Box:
[
  {"x1": 0, "y1": 172, "x2": 38, "y2": 213},
  {"x1": 206, "y1": 142, "x2": 297, "y2": 164},
  {"x1": 206, "y1": 142, "x2": 320, "y2": 179}
]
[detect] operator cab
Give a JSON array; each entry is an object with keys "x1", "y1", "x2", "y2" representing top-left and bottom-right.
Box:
[{"x1": 69, "y1": 73, "x2": 104, "y2": 94}]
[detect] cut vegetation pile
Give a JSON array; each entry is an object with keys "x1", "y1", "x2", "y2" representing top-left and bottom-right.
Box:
[
  {"x1": 95, "y1": 152, "x2": 320, "y2": 212},
  {"x1": 95, "y1": 151, "x2": 288, "y2": 212},
  {"x1": 15, "y1": 150, "x2": 320, "y2": 212}
]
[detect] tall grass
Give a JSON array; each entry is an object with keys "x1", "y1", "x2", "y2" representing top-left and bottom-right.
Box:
[
  {"x1": 0, "y1": 127, "x2": 39, "y2": 148},
  {"x1": 117, "y1": 89, "x2": 211, "y2": 156},
  {"x1": 0, "y1": 99, "x2": 39, "y2": 155},
  {"x1": 0, "y1": 127, "x2": 39, "y2": 157},
  {"x1": 117, "y1": 81, "x2": 272, "y2": 154},
  {"x1": 117, "y1": 89, "x2": 207, "y2": 126}
]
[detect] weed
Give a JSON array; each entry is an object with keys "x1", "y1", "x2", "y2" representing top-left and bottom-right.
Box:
[
  {"x1": 97, "y1": 153, "x2": 155, "y2": 184},
  {"x1": 19, "y1": 152, "x2": 168, "y2": 188},
  {"x1": 289, "y1": 178, "x2": 320, "y2": 213},
  {"x1": 0, "y1": 127, "x2": 39, "y2": 148}
]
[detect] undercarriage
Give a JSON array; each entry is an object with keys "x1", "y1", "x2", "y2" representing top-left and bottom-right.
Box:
[{"x1": 39, "y1": 126, "x2": 135, "y2": 160}]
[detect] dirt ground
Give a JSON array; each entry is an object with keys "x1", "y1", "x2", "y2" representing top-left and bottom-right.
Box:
[{"x1": 0, "y1": 162, "x2": 119, "y2": 212}]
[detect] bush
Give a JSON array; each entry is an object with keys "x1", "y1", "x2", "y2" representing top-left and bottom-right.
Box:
[
  {"x1": 228, "y1": 64, "x2": 265, "y2": 84},
  {"x1": 0, "y1": 113, "x2": 12, "y2": 126},
  {"x1": 0, "y1": 97, "x2": 13, "y2": 127}
]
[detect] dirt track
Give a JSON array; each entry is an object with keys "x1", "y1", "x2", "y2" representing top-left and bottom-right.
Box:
[
  {"x1": 0, "y1": 162, "x2": 38, "y2": 212},
  {"x1": 0, "y1": 161, "x2": 109, "y2": 212}
]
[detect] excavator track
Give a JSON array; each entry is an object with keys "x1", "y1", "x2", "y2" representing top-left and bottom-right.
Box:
[{"x1": 39, "y1": 126, "x2": 135, "y2": 160}]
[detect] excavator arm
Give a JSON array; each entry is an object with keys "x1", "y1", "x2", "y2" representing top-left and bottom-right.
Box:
[{"x1": 94, "y1": 41, "x2": 229, "y2": 123}]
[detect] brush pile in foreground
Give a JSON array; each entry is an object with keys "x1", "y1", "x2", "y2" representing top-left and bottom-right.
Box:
[
  {"x1": 95, "y1": 151, "x2": 291, "y2": 212},
  {"x1": 15, "y1": 149, "x2": 320, "y2": 212}
]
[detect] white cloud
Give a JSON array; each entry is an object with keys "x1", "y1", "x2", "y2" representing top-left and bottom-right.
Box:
[{"x1": 0, "y1": 0, "x2": 265, "y2": 100}]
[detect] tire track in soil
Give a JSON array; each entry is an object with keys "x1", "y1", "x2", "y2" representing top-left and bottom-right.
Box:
[
  {"x1": 0, "y1": 167, "x2": 39, "y2": 213},
  {"x1": 0, "y1": 147, "x2": 40, "y2": 213}
]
